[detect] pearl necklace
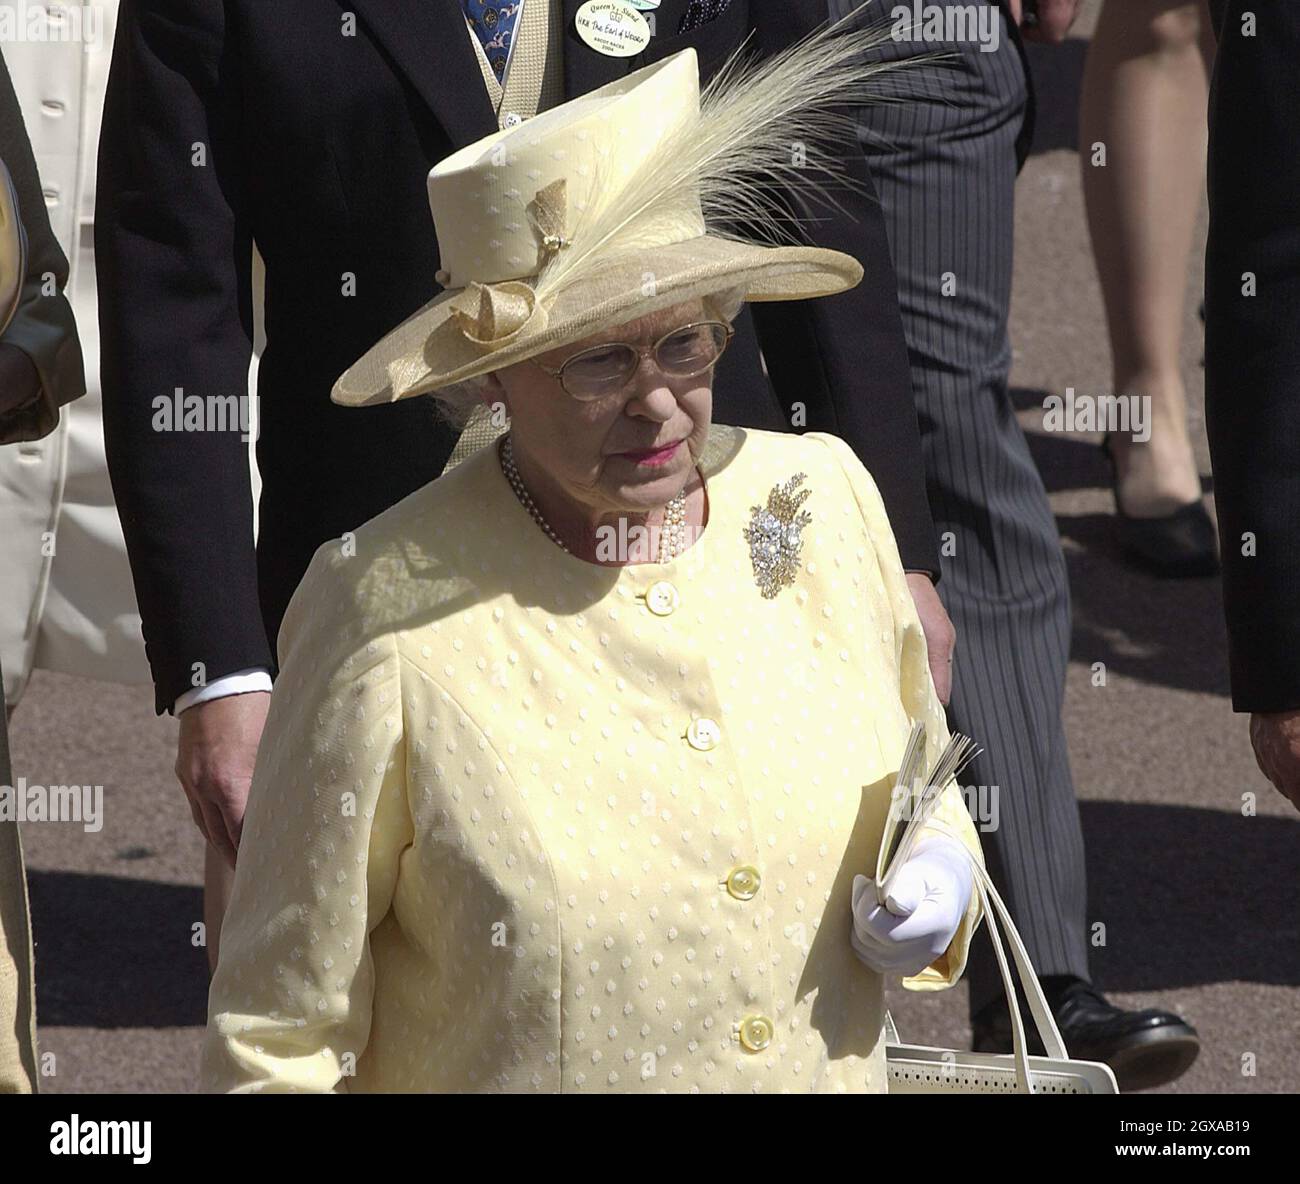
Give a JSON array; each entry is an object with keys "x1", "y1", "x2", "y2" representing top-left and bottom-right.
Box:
[{"x1": 500, "y1": 434, "x2": 689, "y2": 563}]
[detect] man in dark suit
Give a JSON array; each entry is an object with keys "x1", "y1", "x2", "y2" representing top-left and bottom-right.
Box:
[
  {"x1": 836, "y1": 0, "x2": 1201, "y2": 1090},
  {"x1": 1205, "y1": 0, "x2": 1300, "y2": 812},
  {"x1": 95, "y1": 0, "x2": 951, "y2": 941}
]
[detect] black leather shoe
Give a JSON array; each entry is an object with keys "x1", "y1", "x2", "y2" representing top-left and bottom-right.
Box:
[
  {"x1": 972, "y1": 977, "x2": 1200, "y2": 1092},
  {"x1": 1101, "y1": 433, "x2": 1220, "y2": 578}
]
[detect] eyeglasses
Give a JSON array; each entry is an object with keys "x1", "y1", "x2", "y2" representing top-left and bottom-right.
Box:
[{"x1": 531, "y1": 320, "x2": 735, "y2": 401}]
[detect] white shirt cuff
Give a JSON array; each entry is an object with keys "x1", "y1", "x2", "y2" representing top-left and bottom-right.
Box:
[{"x1": 174, "y1": 668, "x2": 274, "y2": 715}]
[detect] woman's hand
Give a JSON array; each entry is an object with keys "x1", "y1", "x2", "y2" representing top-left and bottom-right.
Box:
[{"x1": 850, "y1": 837, "x2": 974, "y2": 976}]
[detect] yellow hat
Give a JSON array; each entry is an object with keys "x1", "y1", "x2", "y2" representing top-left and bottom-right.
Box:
[{"x1": 333, "y1": 12, "x2": 898, "y2": 407}]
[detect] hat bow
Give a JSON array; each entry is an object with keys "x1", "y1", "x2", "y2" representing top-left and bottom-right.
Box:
[{"x1": 445, "y1": 178, "x2": 571, "y2": 348}]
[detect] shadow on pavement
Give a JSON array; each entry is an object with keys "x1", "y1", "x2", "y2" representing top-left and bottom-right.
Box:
[
  {"x1": 1062, "y1": 521, "x2": 1230, "y2": 698},
  {"x1": 1001, "y1": 404, "x2": 1231, "y2": 699},
  {"x1": 24, "y1": 814, "x2": 1296, "y2": 1029},
  {"x1": 1081, "y1": 801, "x2": 1300, "y2": 991},
  {"x1": 28, "y1": 870, "x2": 208, "y2": 1027}
]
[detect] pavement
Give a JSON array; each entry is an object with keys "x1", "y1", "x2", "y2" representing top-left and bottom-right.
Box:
[{"x1": 9, "y1": 1, "x2": 1299, "y2": 1094}]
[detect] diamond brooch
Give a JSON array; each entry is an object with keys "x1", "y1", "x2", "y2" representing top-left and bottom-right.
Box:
[{"x1": 743, "y1": 472, "x2": 813, "y2": 599}]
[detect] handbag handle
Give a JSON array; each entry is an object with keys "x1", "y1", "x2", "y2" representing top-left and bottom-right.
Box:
[{"x1": 895, "y1": 819, "x2": 1069, "y2": 1092}]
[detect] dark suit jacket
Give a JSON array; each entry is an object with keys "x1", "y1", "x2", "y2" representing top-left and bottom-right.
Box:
[
  {"x1": 97, "y1": 0, "x2": 938, "y2": 715},
  {"x1": 999, "y1": 0, "x2": 1036, "y2": 168},
  {"x1": 1205, "y1": 0, "x2": 1300, "y2": 712}
]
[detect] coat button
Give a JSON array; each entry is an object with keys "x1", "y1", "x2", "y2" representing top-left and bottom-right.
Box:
[
  {"x1": 686, "y1": 717, "x2": 719, "y2": 751},
  {"x1": 724, "y1": 865, "x2": 761, "y2": 900},
  {"x1": 738, "y1": 1015, "x2": 773, "y2": 1052},
  {"x1": 645, "y1": 580, "x2": 678, "y2": 616},
  {"x1": 502, "y1": 111, "x2": 523, "y2": 128}
]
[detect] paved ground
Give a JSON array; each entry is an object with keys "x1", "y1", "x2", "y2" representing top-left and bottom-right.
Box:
[{"x1": 9, "y1": 2, "x2": 1299, "y2": 1093}]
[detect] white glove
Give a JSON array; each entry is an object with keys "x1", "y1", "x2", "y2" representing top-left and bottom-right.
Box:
[{"x1": 850, "y1": 836, "x2": 974, "y2": 977}]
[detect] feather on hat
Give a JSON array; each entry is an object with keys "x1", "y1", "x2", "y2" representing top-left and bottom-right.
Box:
[{"x1": 333, "y1": 4, "x2": 909, "y2": 407}]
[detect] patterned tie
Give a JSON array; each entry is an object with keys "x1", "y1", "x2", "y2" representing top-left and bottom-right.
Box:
[
  {"x1": 678, "y1": 0, "x2": 731, "y2": 33},
  {"x1": 462, "y1": 1, "x2": 523, "y2": 81}
]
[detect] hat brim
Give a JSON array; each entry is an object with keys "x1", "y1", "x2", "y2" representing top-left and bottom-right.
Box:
[{"x1": 331, "y1": 235, "x2": 863, "y2": 407}]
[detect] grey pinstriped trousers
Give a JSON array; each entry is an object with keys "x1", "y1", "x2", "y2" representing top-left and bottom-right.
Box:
[{"x1": 832, "y1": 0, "x2": 1091, "y2": 1016}]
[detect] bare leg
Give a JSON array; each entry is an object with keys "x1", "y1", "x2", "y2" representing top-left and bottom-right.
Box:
[
  {"x1": 1080, "y1": 0, "x2": 1216, "y2": 516},
  {"x1": 203, "y1": 841, "x2": 235, "y2": 976}
]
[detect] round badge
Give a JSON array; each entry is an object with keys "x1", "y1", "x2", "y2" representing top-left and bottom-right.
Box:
[{"x1": 574, "y1": 0, "x2": 652, "y2": 58}]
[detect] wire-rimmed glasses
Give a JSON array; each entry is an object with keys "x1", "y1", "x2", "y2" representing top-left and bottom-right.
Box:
[{"x1": 530, "y1": 320, "x2": 735, "y2": 401}]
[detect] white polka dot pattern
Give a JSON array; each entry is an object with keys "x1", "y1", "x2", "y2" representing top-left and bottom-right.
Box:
[{"x1": 200, "y1": 426, "x2": 985, "y2": 1093}]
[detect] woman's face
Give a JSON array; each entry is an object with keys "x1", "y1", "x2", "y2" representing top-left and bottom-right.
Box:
[{"x1": 481, "y1": 298, "x2": 716, "y2": 521}]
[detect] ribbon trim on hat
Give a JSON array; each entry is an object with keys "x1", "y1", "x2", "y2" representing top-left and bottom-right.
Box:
[
  {"x1": 445, "y1": 178, "x2": 570, "y2": 348},
  {"x1": 528, "y1": 177, "x2": 571, "y2": 261},
  {"x1": 448, "y1": 279, "x2": 541, "y2": 346}
]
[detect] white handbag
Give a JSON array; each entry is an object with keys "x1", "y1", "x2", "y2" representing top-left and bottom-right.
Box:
[{"x1": 883, "y1": 818, "x2": 1119, "y2": 1095}]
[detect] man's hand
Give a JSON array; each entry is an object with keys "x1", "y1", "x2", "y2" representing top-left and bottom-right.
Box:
[
  {"x1": 1249, "y1": 710, "x2": 1300, "y2": 812},
  {"x1": 175, "y1": 691, "x2": 271, "y2": 868},
  {"x1": 1006, "y1": 0, "x2": 1081, "y2": 44},
  {"x1": 906, "y1": 572, "x2": 956, "y2": 705}
]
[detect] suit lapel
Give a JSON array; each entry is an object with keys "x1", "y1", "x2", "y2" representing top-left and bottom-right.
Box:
[
  {"x1": 345, "y1": 0, "x2": 499, "y2": 147},
  {"x1": 346, "y1": 0, "x2": 636, "y2": 138}
]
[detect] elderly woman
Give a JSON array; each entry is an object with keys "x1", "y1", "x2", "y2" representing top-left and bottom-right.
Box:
[{"x1": 201, "y1": 33, "x2": 985, "y2": 1093}]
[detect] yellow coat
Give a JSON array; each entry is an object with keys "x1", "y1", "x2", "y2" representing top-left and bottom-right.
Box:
[{"x1": 201, "y1": 425, "x2": 985, "y2": 1093}]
